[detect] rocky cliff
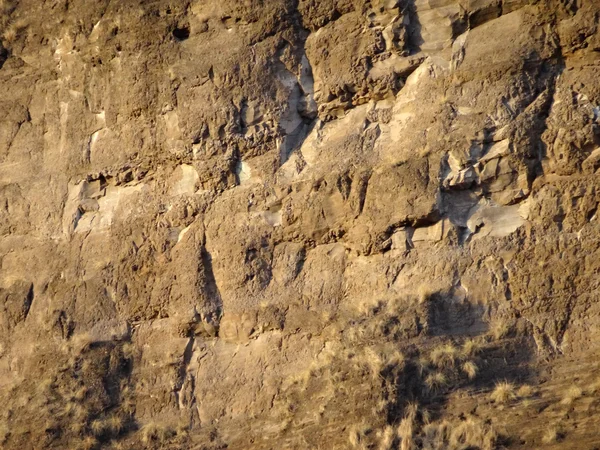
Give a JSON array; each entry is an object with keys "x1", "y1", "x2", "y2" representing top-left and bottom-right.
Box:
[{"x1": 1, "y1": 0, "x2": 600, "y2": 449}]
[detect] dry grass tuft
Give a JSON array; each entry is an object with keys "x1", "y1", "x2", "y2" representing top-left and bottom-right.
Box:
[
  {"x1": 425, "y1": 372, "x2": 448, "y2": 393},
  {"x1": 79, "y1": 436, "x2": 98, "y2": 450},
  {"x1": 141, "y1": 423, "x2": 176, "y2": 444},
  {"x1": 420, "y1": 417, "x2": 497, "y2": 450},
  {"x1": 377, "y1": 425, "x2": 395, "y2": 450},
  {"x1": 70, "y1": 421, "x2": 86, "y2": 435},
  {"x1": 363, "y1": 347, "x2": 384, "y2": 379},
  {"x1": 517, "y1": 384, "x2": 535, "y2": 398},
  {"x1": 349, "y1": 424, "x2": 369, "y2": 449},
  {"x1": 429, "y1": 344, "x2": 458, "y2": 369},
  {"x1": 72, "y1": 333, "x2": 94, "y2": 354},
  {"x1": 63, "y1": 401, "x2": 78, "y2": 415},
  {"x1": 461, "y1": 361, "x2": 478, "y2": 380},
  {"x1": 397, "y1": 402, "x2": 419, "y2": 450},
  {"x1": 107, "y1": 415, "x2": 124, "y2": 434},
  {"x1": 461, "y1": 339, "x2": 482, "y2": 357},
  {"x1": 121, "y1": 343, "x2": 136, "y2": 359},
  {"x1": 1, "y1": 17, "x2": 27, "y2": 43},
  {"x1": 561, "y1": 384, "x2": 583, "y2": 405},
  {"x1": 542, "y1": 425, "x2": 563, "y2": 444},
  {"x1": 590, "y1": 377, "x2": 600, "y2": 395},
  {"x1": 490, "y1": 381, "x2": 516, "y2": 404},
  {"x1": 74, "y1": 386, "x2": 88, "y2": 402},
  {"x1": 417, "y1": 355, "x2": 430, "y2": 375},
  {"x1": 37, "y1": 378, "x2": 54, "y2": 395},
  {"x1": 90, "y1": 419, "x2": 105, "y2": 436},
  {"x1": 387, "y1": 350, "x2": 405, "y2": 369},
  {"x1": 449, "y1": 418, "x2": 497, "y2": 450},
  {"x1": 489, "y1": 319, "x2": 511, "y2": 340}
]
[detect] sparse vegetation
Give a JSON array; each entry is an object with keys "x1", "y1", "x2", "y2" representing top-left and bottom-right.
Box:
[{"x1": 490, "y1": 381, "x2": 516, "y2": 404}]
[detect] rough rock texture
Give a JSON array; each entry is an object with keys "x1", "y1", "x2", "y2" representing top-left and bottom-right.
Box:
[{"x1": 1, "y1": 0, "x2": 600, "y2": 449}]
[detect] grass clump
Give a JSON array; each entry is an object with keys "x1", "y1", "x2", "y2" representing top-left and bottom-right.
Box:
[
  {"x1": 489, "y1": 319, "x2": 511, "y2": 340},
  {"x1": 542, "y1": 425, "x2": 564, "y2": 444},
  {"x1": 517, "y1": 384, "x2": 535, "y2": 398},
  {"x1": 78, "y1": 436, "x2": 98, "y2": 450},
  {"x1": 561, "y1": 384, "x2": 583, "y2": 405},
  {"x1": 377, "y1": 425, "x2": 395, "y2": 450},
  {"x1": 461, "y1": 361, "x2": 478, "y2": 380},
  {"x1": 141, "y1": 423, "x2": 176, "y2": 444},
  {"x1": 429, "y1": 344, "x2": 458, "y2": 369},
  {"x1": 490, "y1": 381, "x2": 516, "y2": 404},
  {"x1": 461, "y1": 339, "x2": 482, "y2": 358},
  {"x1": 420, "y1": 417, "x2": 497, "y2": 450},
  {"x1": 425, "y1": 372, "x2": 448, "y2": 393},
  {"x1": 90, "y1": 419, "x2": 105, "y2": 436},
  {"x1": 107, "y1": 415, "x2": 124, "y2": 434},
  {"x1": 397, "y1": 402, "x2": 419, "y2": 450},
  {"x1": 349, "y1": 423, "x2": 370, "y2": 449}
]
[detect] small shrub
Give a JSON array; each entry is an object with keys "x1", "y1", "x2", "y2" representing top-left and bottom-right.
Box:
[{"x1": 490, "y1": 381, "x2": 516, "y2": 404}]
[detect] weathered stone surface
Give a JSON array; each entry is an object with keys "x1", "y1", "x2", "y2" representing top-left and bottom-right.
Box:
[{"x1": 1, "y1": 0, "x2": 600, "y2": 449}]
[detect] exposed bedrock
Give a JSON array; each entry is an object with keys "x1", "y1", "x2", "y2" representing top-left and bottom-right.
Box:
[{"x1": 0, "y1": 0, "x2": 599, "y2": 449}]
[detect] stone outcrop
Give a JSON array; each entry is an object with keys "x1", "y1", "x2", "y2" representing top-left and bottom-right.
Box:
[{"x1": 1, "y1": 0, "x2": 600, "y2": 449}]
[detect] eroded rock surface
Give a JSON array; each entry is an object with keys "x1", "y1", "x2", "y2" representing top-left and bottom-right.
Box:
[{"x1": 1, "y1": 0, "x2": 600, "y2": 449}]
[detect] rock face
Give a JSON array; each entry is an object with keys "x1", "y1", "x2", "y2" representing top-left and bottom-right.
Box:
[{"x1": 1, "y1": 0, "x2": 600, "y2": 449}]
